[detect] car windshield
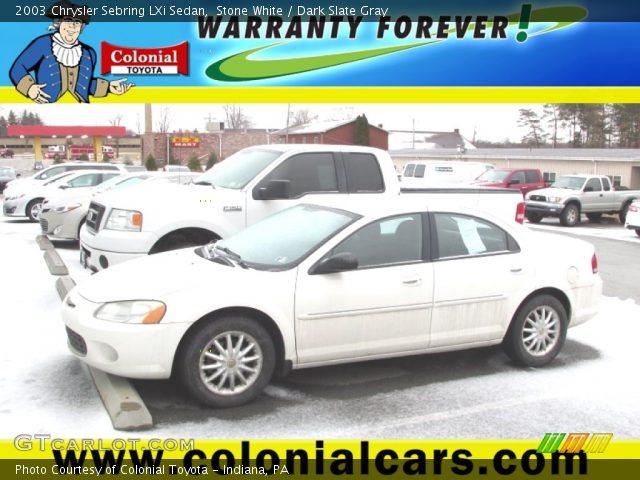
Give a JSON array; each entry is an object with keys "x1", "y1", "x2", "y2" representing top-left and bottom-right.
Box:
[
  {"x1": 476, "y1": 169, "x2": 510, "y2": 181},
  {"x1": 207, "y1": 204, "x2": 359, "y2": 269},
  {"x1": 95, "y1": 174, "x2": 150, "y2": 193},
  {"x1": 194, "y1": 149, "x2": 281, "y2": 189},
  {"x1": 551, "y1": 176, "x2": 586, "y2": 190}
]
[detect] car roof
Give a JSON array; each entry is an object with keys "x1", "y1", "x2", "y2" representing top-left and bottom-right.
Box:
[{"x1": 243, "y1": 144, "x2": 385, "y2": 154}]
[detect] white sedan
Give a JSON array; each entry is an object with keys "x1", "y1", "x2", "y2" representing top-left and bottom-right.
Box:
[
  {"x1": 624, "y1": 200, "x2": 640, "y2": 237},
  {"x1": 61, "y1": 202, "x2": 602, "y2": 407}
]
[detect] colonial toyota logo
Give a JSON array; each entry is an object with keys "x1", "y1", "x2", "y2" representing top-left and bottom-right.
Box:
[{"x1": 100, "y1": 41, "x2": 189, "y2": 75}]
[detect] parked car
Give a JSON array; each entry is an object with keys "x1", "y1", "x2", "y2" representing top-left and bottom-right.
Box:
[
  {"x1": 33, "y1": 160, "x2": 44, "y2": 170},
  {"x1": 525, "y1": 174, "x2": 640, "y2": 226},
  {"x1": 0, "y1": 166, "x2": 18, "y2": 193},
  {"x1": 62, "y1": 201, "x2": 601, "y2": 408},
  {"x1": 80, "y1": 145, "x2": 524, "y2": 272},
  {"x1": 0, "y1": 146, "x2": 14, "y2": 158},
  {"x1": 40, "y1": 172, "x2": 199, "y2": 241},
  {"x1": 401, "y1": 160, "x2": 494, "y2": 186},
  {"x1": 471, "y1": 168, "x2": 549, "y2": 196},
  {"x1": 3, "y1": 170, "x2": 120, "y2": 221},
  {"x1": 623, "y1": 200, "x2": 640, "y2": 237},
  {"x1": 4, "y1": 162, "x2": 129, "y2": 199}
]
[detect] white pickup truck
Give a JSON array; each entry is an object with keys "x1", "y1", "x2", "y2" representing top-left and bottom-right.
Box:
[
  {"x1": 80, "y1": 145, "x2": 525, "y2": 271},
  {"x1": 524, "y1": 174, "x2": 640, "y2": 226}
]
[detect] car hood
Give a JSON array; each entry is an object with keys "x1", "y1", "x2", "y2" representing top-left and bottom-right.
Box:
[
  {"x1": 526, "y1": 187, "x2": 576, "y2": 199},
  {"x1": 75, "y1": 248, "x2": 241, "y2": 303}
]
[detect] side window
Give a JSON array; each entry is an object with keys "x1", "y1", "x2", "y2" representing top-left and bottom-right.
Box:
[
  {"x1": 434, "y1": 213, "x2": 517, "y2": 259},
  {"x1": 524, "y1": 171, "x2": 539, "y2": 183},
  {"x1": 414, "y1": 164, "x2": 426, "y2": 178},
  {"x1": 37, "y1": 166, "x2": 66, "y2": 180},
  {"x1": 403, "y1": 164, "x2": 416, "y2": 178},
  {"x1": 585, "y1": 178, "x2": 602, "y2": 192},
  {"x1": 101, "y1": 173, "x2": 120, "y2": 183},
  {"x1": 543, "y1": 172, "x2": 556, "y2": 182},
  {"x1": 343, "y1": 153, "x2": 384, "y2": 192},
  {"x1": 67, "y1": 173, "x2": 101, "y2": 188},
  {"x1": 266, "y1": 153, "x2": 338, "y2": 198},
  {"x1": 332, "y1": 214, "x2": 423, "y2": 268},
  {"x1": 602, "y1": 177, "x2": 611, "y2": 191},
  {"x1": 511, "y1": 171, "x2": 526, "y2": 184}
]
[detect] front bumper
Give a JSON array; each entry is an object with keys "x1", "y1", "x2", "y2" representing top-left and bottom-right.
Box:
[
  {"x1": 2, "y1": 198, "x2": 27, "y2": 217},
  {"x1": 40, "y1": 207, "x2": 85, "y2": 240},
  {"x1": 79, "y1": 227, "x2": 158, "y2": 271},
  {"x1": 525, "y1": 201, "x2": 565, "y2": 217},
  {"x1": 61, "y1": 291, "x2": 190, "y2": 378}
]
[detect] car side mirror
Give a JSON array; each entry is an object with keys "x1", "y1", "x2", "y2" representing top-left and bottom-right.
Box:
[
  {"x1": 508, "y1": 178, "x2": 521, "y2": 185},
  {"x1": 16, "y1": 173, "x2": 21, "y2": 177},
  {"x1": 258, "y1": 179, "x2": 291, "y2": 200},
  {"x1": 59, "y1": 184, "x2": 69, "y2": 189},
  {"x1": 310, "y1": 252, "x2": 359, "y2": 275}
]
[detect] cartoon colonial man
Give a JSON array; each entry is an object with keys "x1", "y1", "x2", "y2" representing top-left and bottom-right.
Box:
[{"x1": 9, "y1": 0, "x2": 133, "y2": 103}]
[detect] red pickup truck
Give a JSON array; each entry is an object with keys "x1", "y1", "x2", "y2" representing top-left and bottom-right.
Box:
[{"x1": 471, "y1": 168, "x2": 549, "y2": 196}]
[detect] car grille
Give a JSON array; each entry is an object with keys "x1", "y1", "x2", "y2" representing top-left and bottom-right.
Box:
[
  {"x1": 65, "y1": 327, "x2": 87, "y2": 356},
  {"x1": 529, "y1": 194, "x2": 547, "y2": 202},
  {"x1": 86, "y1": 202, "x2": 106, "y2": 233},
  {"x1": 39, "y1": 217, "x2": 49, "y2": 233}
]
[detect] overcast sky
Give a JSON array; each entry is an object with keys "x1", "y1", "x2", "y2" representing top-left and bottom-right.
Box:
[{"x1": 0, "y1": 103, "x2": 541, "y2": 143}]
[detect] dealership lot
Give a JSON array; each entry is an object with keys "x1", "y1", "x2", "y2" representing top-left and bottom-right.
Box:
[{"x1": 1, "y1": 211, "x2": 639, "y2": 439}]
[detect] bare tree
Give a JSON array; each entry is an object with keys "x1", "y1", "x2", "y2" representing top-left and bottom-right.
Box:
[
  {"x1": 290, "y1": 108, "x2": 317, "y2": 127},
  {"x1": 223, "y1": 104, "x2": 252, "y2": 130},
  {"x1": 155, "y1": 106, "x2": 172, "y2": 133},
  {"x1": 109, "y1": 113, "x2": 124, "y2": 126},
  {"x1": 518, "y1": 108, "x2": 547, "y2": 147}
]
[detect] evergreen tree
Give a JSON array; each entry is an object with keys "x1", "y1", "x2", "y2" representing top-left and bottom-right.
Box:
[
  {"x1": 354, "y1": 114, "x2": 370, "y2": 146},
  {"x1": 7, "y1": 110, "x2": 17, "y2": 125},
  {"x1": 206, "y1": 151, "x2": 218, "y2": 169},
  {"x1": 187, "y1": 154, "x2": 202, "y2": 172},
  {"x1": 0, "y1": 116, "x2": 7, "y2": 136},
  {"x1": 145, "y1": 154, "x2": 158, "y2": 171}
]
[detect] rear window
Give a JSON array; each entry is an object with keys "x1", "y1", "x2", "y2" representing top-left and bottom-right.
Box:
[{"x1": 343, "y1": 153, "x2": 384, "y2": 192}]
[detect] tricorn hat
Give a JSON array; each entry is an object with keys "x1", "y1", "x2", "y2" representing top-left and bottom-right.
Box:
[{"x1": 45, "y1": 0, "x2": 91, "y2": 24}]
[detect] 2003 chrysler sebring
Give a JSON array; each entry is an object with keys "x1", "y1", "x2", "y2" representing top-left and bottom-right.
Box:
[{"x1": 61, "y1": 202, "x2": 602, "y2": 407}]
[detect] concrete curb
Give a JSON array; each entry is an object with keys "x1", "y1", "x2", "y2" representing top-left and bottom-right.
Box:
[
  {"x1": 43, "y1": 249, "x2": 69, "y2": 276},
  {"x1": 89, "y1": 367, "x2": 153, "y2": 431},
  {"x1": 36, "y1": 234, "x2": 54, "y2": 251},
  {"x1": 55, "y1": 276, "x2": 76, "y2": 300}
]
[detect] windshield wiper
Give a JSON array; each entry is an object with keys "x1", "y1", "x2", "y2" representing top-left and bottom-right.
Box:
[{"x1": 214, "y1": 245, "x2": 249, "y2": 269}]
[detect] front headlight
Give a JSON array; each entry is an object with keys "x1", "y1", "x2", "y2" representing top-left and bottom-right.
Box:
[
  {"x1": 94, "y1": 300, "x2": 166, "y2": 324},
  {"x1": 548, "y1": 196, "x2": 563, "y2": 203},
  {"x1": 105, "y1": 208, "x2": 143, "y2": 231},
  {"x1": 53, "y1": 203, "x2": 82, "y2": 213}
]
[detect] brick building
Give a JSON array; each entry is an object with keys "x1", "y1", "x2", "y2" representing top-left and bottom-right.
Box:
[
  {"x1": 272, "y1": 119, "x2": 389, "y2": 150},
  {"x1": 141, "y1": 129, "x2": 276, "y2": 165}
]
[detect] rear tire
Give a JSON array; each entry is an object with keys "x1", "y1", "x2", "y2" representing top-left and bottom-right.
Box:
[
  {"x1": 178, "y1": 316, "x2": 276, "y2": 408},
  {"x1": 503, "y1": 295, "x2": 567, "y2": 367},
  {"x1": 560, "y1": 204, "x2": 580, "y2": 227},
  {"x1": 635, "y1": 229, "x2": 640, "y2": 237},
  {"x1": 586, "y1": 213, "x2": 602, "y2": 223},
  {"x1": 26, "y1": 198, "x2": 44, "y2": 222}
]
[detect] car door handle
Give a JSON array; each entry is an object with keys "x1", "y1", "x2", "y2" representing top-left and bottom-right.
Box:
[
  {"x1": 402, "y1": 277, "x2": 421, "y2": 285},
  {"x1": 510, "y1": 267, "x2": 523, "y2": 273}
]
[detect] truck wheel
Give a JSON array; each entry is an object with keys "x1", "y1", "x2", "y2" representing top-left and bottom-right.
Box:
[
  {"x1": 503, "y1": 294, "x2": 567, "y2": 367},
  {"x1": 525, "y1": 213, "x2": 543, "y2": 224},
  {"x1": 560, "y1": 204, "x2": 580, "y2": 227},
  {"x1": 636, "y1": 229, "x2": 640, "y2": 238},
  {"x1": 178, "y1": 316, "x2": 276, "y2": 408},
  {"x1": 26, "y1": 198, "x2": 44, "y2": 222},
  {"x1": 586, "y1": 213, "x2": 602, "y2": 223},
  {"x1": 619, "y1": 202, "x2": 632, "y2": 224}
]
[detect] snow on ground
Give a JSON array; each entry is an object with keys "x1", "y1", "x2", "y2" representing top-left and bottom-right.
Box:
[{"x1": 0, "y1": 212, "x2": 639, "y2": 439}]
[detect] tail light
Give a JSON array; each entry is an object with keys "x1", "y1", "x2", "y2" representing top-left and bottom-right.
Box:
[
  {"x1": 515, "y1": 202, "x2": 525, "y2": 224},
  {"x1": 591, "y1": 253, "x2": 598, "y2": 274}
]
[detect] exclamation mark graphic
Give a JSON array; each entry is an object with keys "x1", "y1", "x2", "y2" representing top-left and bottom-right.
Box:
[{"x1": 517, "y1": 4, "x2": 532, "y2": 42}]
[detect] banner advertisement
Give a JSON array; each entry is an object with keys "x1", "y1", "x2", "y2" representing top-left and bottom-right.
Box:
[{"x1": 1, "y1": 1, "x2": 639, "y2": 479}]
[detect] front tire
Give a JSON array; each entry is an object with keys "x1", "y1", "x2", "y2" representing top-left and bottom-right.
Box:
[
  {"x1": 525, "y1": 212, "x2": 543, "y2": 224},
  {"x1": 560, "y1": 204, "x2": 580, "y2": 227},
  {"x1": 635, "y1": 229, "x2": 640, "y2": 238},
  {"x1": 178, "y1": 316, "x2": 276, "y2": 408},
  {"x1": 620, "y1": 202, "x2": 632, "y2": 224},
  {"x1": 26, "y1": 198, "x2": 44, "y2": 222},
  {"x1": 503, "y1": 295, "x2": 568, "y2": 367}
]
